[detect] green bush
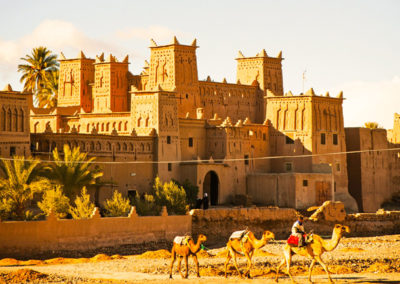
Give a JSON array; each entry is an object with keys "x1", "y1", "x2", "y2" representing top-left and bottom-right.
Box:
[
  {"x1": 153, "y1": 177, "x2": 188, "y2": 215},
  {"x1": 69, "y1": 187, "x2": 95, "y2": 219},
  {"x1": 130, "y1": 192, "x2": 160, "y2": 216},
  {"x1": 103, "y1": 190, "x2": 131, "y2": 217},
  {"x1": 172, "y1": 179, "x2": 199, "y2": 209},
  {"x1": 38, "y1": 185, "x2": 70, "y2": 218}
]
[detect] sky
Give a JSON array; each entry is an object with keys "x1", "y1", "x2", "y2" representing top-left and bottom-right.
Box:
[{"x1": 0, "y1": 0, "x2": 399, "y2": 128}]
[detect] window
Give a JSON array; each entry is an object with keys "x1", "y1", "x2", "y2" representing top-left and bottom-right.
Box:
[
  {"x1": 336, "y1": 163, "x2": 341, "y2": 172},
  {"x1": 286, "y1": 136, "x2": 294, "y2": 144},
  {"x1": 303, "y1": 179, "x2": 308, "y2": 187},
  {"x1": 168, "y1": 163, "x2": 172, "y2": 171},
  {"x1": 263, "y1": 133, "x2": 266, "y2": 141},
  {"x1": 321, "y1": 133, "x2": 326, "y2": 145},
  {"x1": 10, "y1": 146, "x2": 16, "y2": 157},
  {"x1": 186, "y1": 94, "x2": 189, "y2": 99},
  {"x1": 285, "y1": 162, "x2": 293, "y2": 172},
  {"x1": 127, "y1": 190, "x2": 137, "y2": 200},
  {"x1": 188, "y1": 137, "x2": 193, "y2": 147},
  {"x1": 244, "y1": 154, "x2": 249, "y2": 165},
  {"x1": 167, "y1": 136, "x2": 171, "y2": 144},
  {"x1": 333, "y1": 134, "x2": 338, "y2": 145}
]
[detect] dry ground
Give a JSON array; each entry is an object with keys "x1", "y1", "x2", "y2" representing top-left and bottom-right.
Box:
[{"x1": 0, "y1": 234, "x2": 399, "y2": 283}]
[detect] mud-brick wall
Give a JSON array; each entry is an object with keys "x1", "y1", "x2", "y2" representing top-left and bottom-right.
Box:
[
  {"x1": 0, "y1": 207, "x2": 191, "y2": 258},
  {"x1": 345, "y1": 211, "x2": 400, "y2": 237}
]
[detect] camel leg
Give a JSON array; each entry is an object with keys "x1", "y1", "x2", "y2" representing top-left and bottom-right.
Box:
[
  {"x1": 224, "y1": 250, "x2": 232, "y2": 278},
  {"x1": 184, "y1": 255, "x2": 189, "y2": 279},
  {"x1": 315, "y1": 256, "x2": 332, "y2": 283},
  {"x1": 243, "y1": 251, "x2": 253, "y2": 278},
  {"x1": 285, "y1": 250, "x2": 296, "y2": 283},
  {"x1": 308, "y1": 259, "x2": 316, "y2": 283},
  {"x1": 193, "y1": 254, "x2": 200, "y2": 277},
  {"x1": 177, "y1": 256, "x2": 184, "y2": 279},
  {"x1": 275, "y1": 258, "x2": 286, "y2": 282},
  {"x1": 231, "y1": 249, "x2": 243, "y2": 278},
  {"x1": 169, "y1": 249, "x2": 176, "y2": 279}
]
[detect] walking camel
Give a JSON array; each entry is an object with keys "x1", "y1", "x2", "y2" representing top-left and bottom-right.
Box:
[
  {"x1": 224, "y1": 230, "x2": 275, "y2": 278},
  {"x1": 169, "y1": 234, "x2": 207, "y2": 279},
  {"x1": 275, "y1": 224, "x2": 350, "y2": 283}
]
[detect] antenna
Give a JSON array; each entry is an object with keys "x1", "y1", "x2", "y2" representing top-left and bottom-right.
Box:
[{"x1": 302, "y1": 69, "x2": 307, "y2": 93}]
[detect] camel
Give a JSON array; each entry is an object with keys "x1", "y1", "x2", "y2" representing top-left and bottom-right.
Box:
[
  {"x1": 275, "y1": 224, "x2": 350, "y2": 283},
  {"x1": 169, "y1": 234, "x2": 207, "y2": 279},
  {"x1": 224, "y1": 230, "x2": 275, "y2": 278}
]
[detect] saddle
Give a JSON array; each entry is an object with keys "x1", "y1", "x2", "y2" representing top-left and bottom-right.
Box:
[
  {"x1": 229, "y1": 230, "x2": 249, "y2": 241},
  {"x1": 287, "y1": 234, "x2": 313, "y2": 246},
  {"x1": 173, "y1": 235, "x2": 192, "y2": 246}
]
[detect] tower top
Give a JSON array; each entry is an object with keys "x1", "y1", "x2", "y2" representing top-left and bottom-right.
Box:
[{"x1": 150, "y1": 37, "x2": 198, "y2": 49}]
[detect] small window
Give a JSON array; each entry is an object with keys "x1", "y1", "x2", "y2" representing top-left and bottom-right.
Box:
[
  {"x1": 10, "y1": 146, "x2": 16, "y2": 157},
  {"x1": 286, "y1": 136, "x2": 294, "y2": 144},
  {"x1": 321, "y1": 133, "x2": 326, "y2": 145},
  {"x1": 333, "y1": 134, "x2": 338, "y2": 145},
  {"x1": 285, "y1": 162, "x2": 293, "y2": 172},
  {"x1": 303, "y1": 179, "x2": 308, "y2": 187},
  {"x1": 263, "y1": 133, "x2": 266, "y2": 141},
  {"x1": 127, "y1": 190, "x2": 137, "y2": 200},
  {"x1": 244, "y1": 154, "x2": 249, "y2": 165},
  {"x1": 185, "y1": 94, "x2": 189, "y2": 99},
  {"x1": 167, "y1": 136, "x2": 171, "y2": 144},
  {"x1": 336, "y1": 163, "x2": 340, "y2": 172},
  {"x1": 168, "y1": 163, "x2": 172, "y2": 171},
  {"x1": 188, "y1": 137, "x2": 193, "y2": 147}
]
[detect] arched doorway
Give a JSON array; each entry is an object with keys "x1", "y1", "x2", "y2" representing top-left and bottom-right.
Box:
[{"x1": 203, "y1": 171, "x2": 219, "y2": 206}]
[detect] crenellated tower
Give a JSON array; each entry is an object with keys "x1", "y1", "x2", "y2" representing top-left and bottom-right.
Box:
[
  {"x1": 236, "y1": 49, "x2": 284, "y2": 95},
  {"x1": 93, "y1": 53, "x2": 129, "y2": 113},
  {"x1": 57, "y1": 51, "x2": 94, "y2": 112},
  {"x1": 147, "y1": 37, "x2": 200, "y2": 118}
]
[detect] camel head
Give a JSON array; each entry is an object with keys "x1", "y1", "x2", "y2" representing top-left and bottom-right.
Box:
[
  {"x1": 197, "y1": 234, "x2": 207, "y2": 243},
  {"x1": 333, "y1": 224, "x2": 350, "y2": 236},
  {"x1": 262, "y1": 230, "x2": 275, "y2": 242}
]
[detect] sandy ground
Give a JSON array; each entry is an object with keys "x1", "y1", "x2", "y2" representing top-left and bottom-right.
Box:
[{"x1": 0, "y1": 234, "x2": 399, "y2": 283}]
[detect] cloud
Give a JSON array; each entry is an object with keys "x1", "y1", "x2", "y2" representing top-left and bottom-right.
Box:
[
  {"x1": 116, "y1": 25, "x2": 188, "y2": 43},
  {"x1": 335, "y1": 76, "x2": 400, "y2": 129},
  {"x1": 0, "y1": 19, "x2": 122, "y2": 89}
]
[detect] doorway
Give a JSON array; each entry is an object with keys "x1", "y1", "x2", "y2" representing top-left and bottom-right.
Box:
[{"x1": 203, "y1": 171, "x2": 219, "y2": 205}]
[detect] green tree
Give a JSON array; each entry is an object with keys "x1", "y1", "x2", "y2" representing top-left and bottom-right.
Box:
[
  {"x1": 172, "y1": 179, "x2": 199, "y2": 209},
  {"x1": 38, "y1": 185, "x2": 70, "y2": 218},
  {"x1": 0, "y1": 156, "x2": 51, "y2": 220},
  {"x1": 44, "y1": 144, "x2": 103, "y2": 199},
  {"x1": 364, "y1": 122, "x2": 381, "y2": 129},
  {"x1": 69, "y1": 187, "x2": 95, "y2": 219},
  {"x1": 153, "y1": 177, "x2": 188, "y2": 215},
  {"x1": 130, "y1": 192, "x2": 160, "y2": 216},
  {"x1": 103, "y1": 190, "x2": 131, "y2": 217},
  {"x1": 18, "y1": 47, "x2": 59, "y2": 107},
  {"x1": 36, "y1": 70, "x2": 58, "y2": 108}
]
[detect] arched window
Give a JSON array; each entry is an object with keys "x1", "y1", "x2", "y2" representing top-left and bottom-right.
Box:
[
  {"x1": 116, "y1": 143, "x2": 121, "y2": 151},
  {"x1": 145, "y1": 117, "x2": 149, "y2": 127},
  {"x1": 113, "y1": 122, "x2": 116, "y2": 129},
  {"x1": 124, "y1": 121, "x2": 128, "y2": 131},
  {"x1": 118, "y1": 121, "x2": 122, "y2": 131},
  {"x1": 140, "y1": 143, "x2": 144, "y2": 152},
  {"x1": 106, "y1": 123, "x2": 110, "y2": 131},
  {"x1": 18, "y1": 109, "x2": 24, "y2": 132},
  {"x1": 106, "y1": 142, "x2": 111, "y2": 151},
  {"x1": 96, "y1": 142, "x2": 101, "y2": 151},
  {"x1": 86, "y1": 124, "x2": 90, "y2": 132},
  {"x1": 13, "y1": 108, "x2": 18, "y2": 132},
  {"x1": 137, "y1": 117, "x2": 141, "y2": 127},
  {"x1": 129, "y1": 143, "x2": 134, "y2": 151},
  {"x1": 123, "y1": 143, "x2": 127, "y2": 151},
  {"x1": 1, "y1": 107, "x2": 5, "y2": 131},
  {"x1": 101, "y1": 123, "x2": 104, "y2": 132},
  {"x1": 7, "y1": 109, "x2": 12, "y2": 131}
]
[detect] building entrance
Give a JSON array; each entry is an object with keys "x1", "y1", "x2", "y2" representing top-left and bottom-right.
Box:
[{"x1": 203, "y1": 171, "x2": 219, "y2": 205}]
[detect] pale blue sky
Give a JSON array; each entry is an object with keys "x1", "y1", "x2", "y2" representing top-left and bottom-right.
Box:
[{"x1": 0, "y1": 0, "x2": 399, "y2": 128}]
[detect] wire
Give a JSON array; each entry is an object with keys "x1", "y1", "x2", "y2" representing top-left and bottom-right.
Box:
[{"x1": 0, "y1": 147, "x2": 399, "y2": 165}]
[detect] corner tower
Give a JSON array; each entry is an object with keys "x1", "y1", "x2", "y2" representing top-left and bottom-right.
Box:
[
  {"x1": 57, "y1": 51, "x2": 94, "y2": 112},
  {"x1": 147, "y1": 37, "x2": 200, "y2": 118},
  {"x1": 236, "y1": 49, "x2": 284, "y2": 95}
]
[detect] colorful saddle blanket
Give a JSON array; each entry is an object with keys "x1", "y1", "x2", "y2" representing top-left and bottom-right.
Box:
[
  {"x1": 173, "y1": 236, "x2": 191, "y2": 245},
  {"x1": 287, "y1": 234, "x2": 307, "y2": 246},
  {"x1": 229, "y1": 230, "x2": 248, "y2": 240}
]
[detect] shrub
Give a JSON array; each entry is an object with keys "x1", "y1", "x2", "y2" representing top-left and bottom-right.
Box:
[
  {"x1": 103, "y1": 190, "x2": 131, "y2": 217},
  {"x1": 38, "y1": 185, "x2": 70, "y2": 218},
  {"x1": 69, "y1": 187, "x2": 95, "y2": 219},
  {"x1": 153, "y1": 177, "x2": 188, "y2": 215},
  {"x1": 172, "y1": 179, "x2": 199, "y2": 209},
  {"x1": 130, "y1": 192, "x2": 160, "y2": 216}
]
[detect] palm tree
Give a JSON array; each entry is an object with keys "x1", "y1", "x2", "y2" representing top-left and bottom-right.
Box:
[
  {"x1": 36, "y1": 70, "x2": 58, "y2": 108},
  {"x1": 44, "y1": 145, "x2": 103, "y2": 199},
  {"x1": 0, "y1": 156, "x2": 51, "y2": 220},
  {"x1": 18, "y1": 47, "x2": 59, "y2": 107},
  {"x1": 364, "y1": 122, "x2": 381, "y2": 129}
]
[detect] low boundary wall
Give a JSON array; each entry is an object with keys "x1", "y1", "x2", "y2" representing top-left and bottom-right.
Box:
[{"x1": 0, "y1": 207, "x2": 191, "y2": 258}]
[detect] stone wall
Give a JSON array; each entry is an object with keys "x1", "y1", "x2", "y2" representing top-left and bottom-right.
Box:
[{"x1": 0, "y1": 207, "x2": 191, "y2": 258}]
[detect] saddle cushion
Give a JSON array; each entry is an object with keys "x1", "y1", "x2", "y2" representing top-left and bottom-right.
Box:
[
  {"x1": 229, "y1": 230, "x2": 247, "y2": 240},
  {"x1": 287, "y1": 234, "x2": 307, "y2": 246},
  {"x1": 173, "y1": 236, "x2": 191, "y2": 245}
]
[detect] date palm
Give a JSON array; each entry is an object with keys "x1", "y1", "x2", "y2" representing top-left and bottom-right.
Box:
[
  {"x1": 0, "y1": 156, "x2": 51, "y2": 220},
  {"x1": 36, "y1": 70, "x2": 58, "y2": 108},
  {"x1": 18, "y1": 47, "x2": 59, "y2": 107},
  {"x1": 44, "y1": 145, "x2": 103, "y2": 199}
]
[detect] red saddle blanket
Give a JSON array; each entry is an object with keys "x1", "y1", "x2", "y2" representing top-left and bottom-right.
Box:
[{"x1": 287, "y1": 234, "x2": 307, "y2": 246}]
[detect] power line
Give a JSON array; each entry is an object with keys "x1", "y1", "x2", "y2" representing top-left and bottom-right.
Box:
[{"x1": 0, "y1": 147, "x2": 399, "y2": 165}]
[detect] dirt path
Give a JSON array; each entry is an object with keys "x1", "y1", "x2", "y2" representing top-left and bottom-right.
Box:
[{"x1": 0, "y1": 234, "x2": 399, "y2": 283}]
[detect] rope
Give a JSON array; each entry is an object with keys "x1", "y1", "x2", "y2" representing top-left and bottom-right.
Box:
[{"x1": 0, "y1": 147, "x2": 399, "y2": 165}]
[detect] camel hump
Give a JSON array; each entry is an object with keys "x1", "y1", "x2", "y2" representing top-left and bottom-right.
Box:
[
  {"x1": 229, "y1": 230, "x2": 248, "y2": 240},
  {"x1": 173, "y1": 236, "x2": 192, "y2": 245}
]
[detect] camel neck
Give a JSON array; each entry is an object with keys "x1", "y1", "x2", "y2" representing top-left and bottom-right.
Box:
[{"x1": 323, "y1": 230, "x2": 342, "y2": 251}]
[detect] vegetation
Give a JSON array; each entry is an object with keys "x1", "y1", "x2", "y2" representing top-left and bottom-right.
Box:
[
  {"x1": 130, "y1": 192, "x2": 159, "y2": 216},
  {"x1": 103, "y1": 190, "x2": 131, "y2": 217},
  {"x1": 43, "y1": 145, "x2": 103, "y2": 199},
  {"x1": 37, "y1": 185, "x2": 70, "y2": 219},
  {"x1": 364, "y1": 122, "x2": 382, "y2": 129},
  {"x1": 152, "y1": 177, "x2": 188, "y2": 215},
  {"x1": 0, "y1": 156, "x2": 50, "y2": 220},
  {"x1": 172, "y1": 179, "x2": 199, "y2": 209},
  {"x1": 69, "y1": 187, "x2": 95, "y2": 219},
  {"x1": 18, "y1": 47, "x2": 59, "y2": 108}
]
